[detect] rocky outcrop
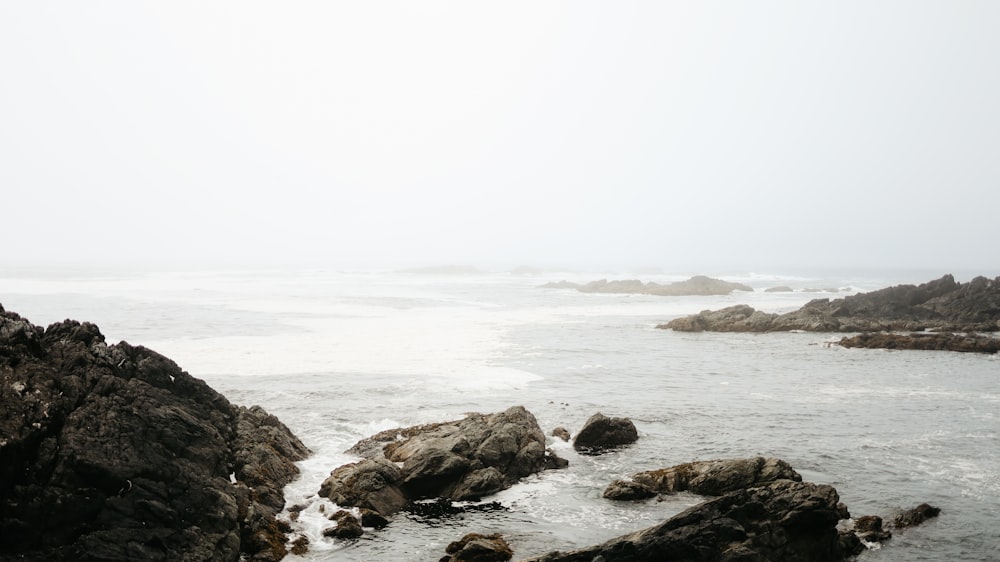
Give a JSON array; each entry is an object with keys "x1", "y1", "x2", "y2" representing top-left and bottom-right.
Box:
[
  {"x1": 542, "y1": 276, "x2": 753, "y2": 296},
  {"x1": 0, "y1": 305, "x2": 309, "y2": 561},
  {"x1": 838, "y1": 332, "x2": 1000, "y2": 353},
  {"x1": 522, "y1": 479, "x2": 852, "y2": 562},
  {"x1": 572, "y1": 412, "x2": 638, "y2": 453},
  {"x1": 441, "y1": 532, "x2": 513, "y2": 562},
  {"x1": 322, "y1": 406, "x2": 565, "y2": 515},
  {"x1": 603, "y1": 457, "x2": 801, "y2": 500},
  {"x1": 661, "y1": 274, "x2": 1000, "y2": 333},
  {"x1": 892, "y1": 503, "x2": 941, "y2": 529}
]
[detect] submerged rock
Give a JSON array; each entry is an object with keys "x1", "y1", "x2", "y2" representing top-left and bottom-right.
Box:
[
  {"x1": 572, "y1": 412, "x2": 638, "y2": 453},
  {"x1": 603, "y1": 456, "x2": 801, "y2": 500},
  {"x1": 522, "y1": 479, "x2": 851, "y2": 562},
  {"x1": 661, "y1": 274, "x2": 1000, "y2": 333},
  {"x1": 323, "y1": 406, "x2": 564, "y2": 515},
  {"x1": 892, "y1": 503, "x2": 941, "y2": 529},
  {"x1": 0, "y1": 305, "x2": 309, "y2": 561}
]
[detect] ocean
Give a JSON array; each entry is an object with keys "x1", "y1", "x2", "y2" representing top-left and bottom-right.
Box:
[{"x1": 1, "y1": 267, "x2": 997, "y2": 561}]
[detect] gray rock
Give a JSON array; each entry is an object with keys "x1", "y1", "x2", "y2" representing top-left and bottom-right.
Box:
[
  {"x1": 441, "y1": 532, "x2": 513, "y2": 562},
  {"x1": 317, "y1": 458, "x2": 408, "y2": 516},
  {"x1": 628, "y1": 456, "x2": 801, "y2": 496}
]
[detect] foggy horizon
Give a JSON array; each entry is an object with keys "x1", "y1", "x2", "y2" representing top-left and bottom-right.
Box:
[{"x1": 3, "y1": 2, "x2": 998, "y2": 274}]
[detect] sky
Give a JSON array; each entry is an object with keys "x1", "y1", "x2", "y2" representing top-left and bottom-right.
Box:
[{"x1": 2, "y1": 2, "x2": 998, "y2": 272}]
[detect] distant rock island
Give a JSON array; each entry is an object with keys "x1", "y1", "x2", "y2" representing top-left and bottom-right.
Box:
[
  {"x1": 660, "y1": 274, "x2": 1000, "y2": 353},
  {"x1": 660, "y1": 274, "x2": 1000, "y2": 333},
  {"x1": 543, "y1": 275, "x2": 753, "y2": 296}
]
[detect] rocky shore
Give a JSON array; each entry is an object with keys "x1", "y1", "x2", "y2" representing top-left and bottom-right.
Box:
[
  {"x1": 2, "y1": 304, "x2": 943, "y2": 561},
  {"x1": 0, "y1": 304, "x2": 308, "y2": 561},
  {"x1": 661, "y1": 274, "x2": 1000, "y2": 340},
  {"x1": 543, "y1": 275, "x2": 753, "y2": 296}
]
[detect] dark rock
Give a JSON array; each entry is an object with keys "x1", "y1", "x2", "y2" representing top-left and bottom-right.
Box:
[
  {"x1": 317, "y1": 458, "x2": 407, "y2": 516},
  {"x1": 626, "y1": 456, "x2": 801, "y2": 496},
  {"x1": 839, "y1": 332, "x2": 1000, "y2": 354},
  {"x1": 550, "y1": 426, "x2": 571, "y2": 441},
  {"x1": 0, "y1": 306, "x2": 308, "y2": 562},
  {"x1": 289, "y1": 535, "x2": 309, "y2": 556},
  {"x1": 602, "y1": 479, "x2": 656, "y2": 501},
  {"x1": 891, "y1": 503, "x2": 941, "y2": 529},
  {"x1": 521, "y1": 480, "x2": 851, "y2": 562},
  {"x1": 661, "y1": 274, "x2": 1000, "y2": 333},
  {"x1": 572, "y1": 412, "x2": 638, "y2": 453},
  {"x1": 328, "y1": 406, "x2": 550, "y2": 514},
  {"x1": 323, "y1": 510, "x2": 364, "y2": 539},
  {"x1": 853, "y1": 515, "x2": 892, "y2": 542},
  {"x1": 544, "y1": 448, "x2": 569, "y2": 470},
  {"x1": 358, "y1": 507, "x2": 389, "y2": 528},
  {"x1": 405, "y1": 498, "x2": 506, "y2": 518},
  {"x1": 441, "y1": 532, "x2": 513, "y2": 562}
]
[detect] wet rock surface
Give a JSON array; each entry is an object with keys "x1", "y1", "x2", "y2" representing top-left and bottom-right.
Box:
[
  {"x1": 323, "y1": 406, "x2": 565, "y2": 514},
  {"x1": 0, "y1": 305, "x2": 308, "y2": 561},
  {"x1": 441, "y1": 532, "x2": 513, "y2": 562}
]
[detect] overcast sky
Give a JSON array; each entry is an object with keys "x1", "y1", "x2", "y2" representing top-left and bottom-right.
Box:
[{"x1": 2, "y1": 2, "x2": 998, "y2": 272}]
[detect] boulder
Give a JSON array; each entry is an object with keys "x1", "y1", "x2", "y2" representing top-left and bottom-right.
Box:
[
  {"x1": 0, "y1": 306, "x2": 308, "y2": 562},
  {"x1": 550, "y1": 427, "x2": 571, "y2": 441},
  {"x1": 602, "y1": 479, "x2": 656, "y2": 501},
  {"x1": 325, "y1": 406, "x2": 561, "y2": 514},
  {"x1": 572, "y1": 413, "x2": 638, "y2": 453},
  {"x1": 317, "y1": 458, "x2": 407, "y2": 516},
  {"x1": 629, "y1": 456, "x2": 801, "y2": 496},
  {"x1": 853, "y1": 515, "x2": 892, "y2": 543},
  {"x1": 440, "y1": 532, "x2": 513, "y2": 562},
  {"x1": 661, "y1": 274, "x2": 1000, "y2": 333},
  {"x1": 521, "y1": 480, "x2": 852, "y2": 562}
]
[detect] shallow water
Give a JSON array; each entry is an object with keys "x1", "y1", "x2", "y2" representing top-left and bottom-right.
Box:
[{"x1": 2, "y1": 268, "x2": 998, "y2": 560}]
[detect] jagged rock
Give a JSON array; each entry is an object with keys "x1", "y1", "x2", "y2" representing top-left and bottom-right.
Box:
[
  {"x1": 892, "y1": 503, "x2": 941, "y2": 529},
  {"x1": 521, "y1": 480, "x2": 851, "y2": 562},
  {"x1": 661, "y1": 275, "x2": 1000, "y2": 333},
  {"x1": 358, "y1": 507, "x2": 389, "y2": 529},
  {"x1": 838, "y1": 332, "x2": 1000, "y2": 354},
  {"x1": 0, "y1": 306, "x2": 308, "y2": 562},
  {"x1": 317, "y1": 458, "x2": 407, "y2": 516},
  {"x1": 325, "y1": 406, "x2": 551, "y2": 514},
  {"x1": 544, "y1": 449, "x2": 569, "y2": 470},
  {"x1": 440, "y1": 532, "x2": 513, "y2": 562},
  {"x1": 572, "y1": 412, "x2": 638, "y2": 453},
  {"x1": 323, "y1": 510, "x2": 364, "y2": 539}
]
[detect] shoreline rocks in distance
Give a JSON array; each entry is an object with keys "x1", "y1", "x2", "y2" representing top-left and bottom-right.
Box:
[
  {"x1": 660, "y1": 274, "x2": 1000, "y2": 335},
  {"x1": 838, "y1": 332, "x2": 1000, "y2": 354},
  {"x1": 542, "y1": 275, "x2": 753, "y2": 296},
  {"x1": 0, "y1": 304, "x2": 309, "y2": 562}
]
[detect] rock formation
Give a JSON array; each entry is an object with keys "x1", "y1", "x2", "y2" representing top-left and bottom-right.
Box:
[
  {"x1": 661, "y1": 274, "x2": 1000, "y2": 333},
  {"x1": 522, "y1": 480, "x2": 854, "y2": 562},
  {"x1": 838, "y1": 332, "x2": 1000, "y2": 353},
  {"x1": 542, "y1": 276, "x2": 753, "y2": 296},
  {"x1": 572, "y1": 412, "x2": 638, "y2": 453},
  {"x1": 440, "y1": 532, "x2": 513, "y2": 562},
  {"x1": 321, "y1": 406, "x2": 565, "y2": 515},
  {"x1": 603, "y1": 456, "x2": 800, "y2": 500},
  {"x1": 0, "y1": 304, "x2": 309, "y2": 561}
]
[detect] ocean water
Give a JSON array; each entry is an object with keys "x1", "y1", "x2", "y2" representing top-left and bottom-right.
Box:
[{"x1": 2, "y1": 267, "x2": 998, "y2": 561}]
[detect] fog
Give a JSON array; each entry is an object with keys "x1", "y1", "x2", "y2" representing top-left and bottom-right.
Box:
[{"x1": 2, "y1": 2, "x2": 998, "y2": 273}]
